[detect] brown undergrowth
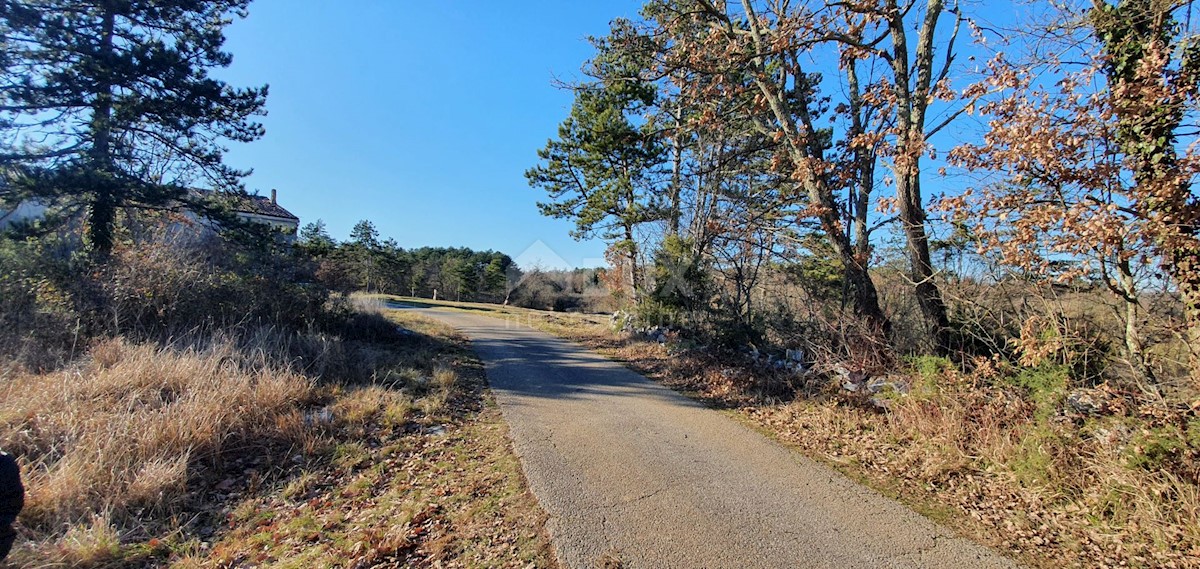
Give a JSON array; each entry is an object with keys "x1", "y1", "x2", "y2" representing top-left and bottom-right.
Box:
[
  {"x1": 0, "y1": 308, "x2": 555, "y2": 568},
  {"x1": 389, "y1": 295, "x2": 1200, "y2": 569},
  {"x1": 605, "y1": 344, "x2": 1200, "y2": 568}
]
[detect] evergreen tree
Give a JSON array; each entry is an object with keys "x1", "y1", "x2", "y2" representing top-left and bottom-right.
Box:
[
  {"x1": 299, "y1": 219, "x2": 336, "y2": 256},
  {"x1": 526, "y1": 21, "x2": 668, "y2": 300},
  {"x1": 349, "y1": 219, "x2": 380, "y2": 249},
  {"x1": 483, "y1": 255, "x2": 509, "y2": 300},
  {"x1": 0, "y1": 0, "x2": 267, "y2": 253},
  {"x1": 348, "y1": 219, "x2": 380, "y2": 291}
]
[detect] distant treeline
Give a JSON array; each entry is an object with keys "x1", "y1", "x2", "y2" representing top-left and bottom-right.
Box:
[{"x1": 298, "y1": 219, "x2": 515, "y2": 303}]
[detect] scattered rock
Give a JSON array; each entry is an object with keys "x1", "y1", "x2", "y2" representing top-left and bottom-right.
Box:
[
  {"x1": 786, "y1": 348, "x2": 805, "y2": 363},
  {"x1": 426, "y1": 425, "x2": 447, "y2": 437},
  {"x1": 611, "y1": 311, "x2": 634, "y2": 333},
  {"x1": 639, "y1": 326, "x2": 671, "y2": 344},
  {"x1": 868, "y1": 396, "x2": 893, "y2": 412},
  {"x1": 1066, "y1": 389, "x2": 1108, "y2": 416},
  {"x1": 834, "y1": 365, "x2": 869, "y2": 392},
  {"x1": 866, "y1": 377, "x2": 909, "y2": 395}
]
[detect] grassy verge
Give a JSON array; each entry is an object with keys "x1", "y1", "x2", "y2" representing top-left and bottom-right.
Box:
[
  {"x1": 1, "y1": 306, "x2": 555, "y2": 568},
  {"x1": 372, "y1": 296, "x2": 610, "y2": 342},
  {"x1": 381, "y1": 295, "x2": 1200, "y2": 569}
]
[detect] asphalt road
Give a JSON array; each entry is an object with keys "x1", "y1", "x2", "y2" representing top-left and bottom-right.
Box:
[{"x1": 400, "y1": 305, "x2": 1021, "y2": 569}]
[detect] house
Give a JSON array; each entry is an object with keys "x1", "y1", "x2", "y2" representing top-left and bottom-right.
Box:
[
  {"x1": 202, "y1": 188, "x2": 300, "y2": 239},
  {"x1": 0, "y1": 189, "x2": 300, "y2": 240}
]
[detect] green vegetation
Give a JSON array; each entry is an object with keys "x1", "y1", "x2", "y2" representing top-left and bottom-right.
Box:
[
  {"x1": 298, "y1": 218, "x2": 516, "y2": 303},
  {"x1": 0, "y1": 0, "x2": 268, "y2": 253}
]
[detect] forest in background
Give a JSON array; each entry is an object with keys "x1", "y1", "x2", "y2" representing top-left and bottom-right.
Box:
[{"x1": 294, "y1": 217, "x2": 615, "y2": 312}]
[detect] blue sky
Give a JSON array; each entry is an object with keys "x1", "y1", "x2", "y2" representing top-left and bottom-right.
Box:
[
  {"x1": 217, "y1": 1, "x2": 1024, "y2": 271},
  {"x1": 219, "y1": 1, "x2": 646, "y2": 269}
]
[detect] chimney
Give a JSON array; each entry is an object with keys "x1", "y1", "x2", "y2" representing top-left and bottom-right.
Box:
[{"x1": 271, "y1": 188, "x2": 277, "y2": 204}]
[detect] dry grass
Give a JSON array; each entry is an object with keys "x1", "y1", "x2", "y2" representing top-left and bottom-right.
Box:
[
  {"x1": 371, "y1": 295, "x2": 610, "y2": 341},
  {"x1": 0, "y1": 309, "x2": 555, "y2": 568},
  {"x1": 685, "y1": 354, "x2": 1200, "y2": 568},
  {"x1": 1, "y1": 337, "x2": 316, "y2": 536},
  {"x1": 737, "y1": 389, "x2": 1200, "y2": 567},
  {"x1": 185, "y1": 406, "x2": 555, "y2": 568}
]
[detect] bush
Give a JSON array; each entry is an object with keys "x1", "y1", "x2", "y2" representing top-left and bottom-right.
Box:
[
  {"x1": 1126, "y1": 425, "x2": 1193, "y2": 472},
  {"x1": 649, "y1": 235, "x2": 711, "y2": 315},
  {"x1": 0, "y1": 227, "x2": 332, "y2": 369},
  {"x1": 1008, "y1": 364, "x2": 1071, "y2": 421},
  {"x1": 633, "y1": 298, "x2": 683, "y2": 329},
  {"x1": 0, "y1": 235, "x2": 91, "y2": 369}
]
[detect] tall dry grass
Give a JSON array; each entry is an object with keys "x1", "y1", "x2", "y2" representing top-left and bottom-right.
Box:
[
  {"x1": 0, "y1": 334, "x2": 316, "y2": 563},
  {"x1": 0, "y1": 223, "x2": 484, "y2": 566},
  {"x1": 0, "y1": 310, "x2": 465, "y2": 567}
]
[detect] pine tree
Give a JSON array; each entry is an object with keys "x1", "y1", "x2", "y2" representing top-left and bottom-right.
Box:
[
  {"x1": 348, "y1": 219, "x2": 380, "y2": 292},
  {"x1": 0, "y1": 0, "x2": 267, "y2": 253},
  {"x1": 349, "y1": 219, "x2": 380, "y2": 249},
  {"x1": 526, "y1": 22, "x2": 668, "y2": 300},
  {"x1": 299, "y1": 219, "x2": 335, "y2": 256}
]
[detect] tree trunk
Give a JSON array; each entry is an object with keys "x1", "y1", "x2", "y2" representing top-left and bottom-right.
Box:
[
  {"x1": 1114, "y1": 258, "x2": 1154, "y2": 380},
  {"x1": 1123, "y1": 297, "x2": 1153, "y2": 379},
  {"x1": 845, "y1": 261, "x2": 890, "y2": 337},
  {"x1": 897, "y1": 173, "x2": 952, "y2": 350},
  {"x1": 887, "y1": 0, "x2": 953, "y2": 352},
  {"x1": 87, "y1": 4, "x2": 117, "y2": 254},
  {"x1": 669, "y1": 110, "x2": 683, "y2": 237},
  {"x1": 624, "y1": 224, "x2": 641, "y2": 303}
]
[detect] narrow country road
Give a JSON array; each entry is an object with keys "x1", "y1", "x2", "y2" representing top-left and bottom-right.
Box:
[{"x1": 399, "y1": 305, "x2": 1021, "y2": 569}]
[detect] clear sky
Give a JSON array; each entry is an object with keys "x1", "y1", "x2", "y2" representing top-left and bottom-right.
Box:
[{"x1": 218, "y1": 1, "x2": 647, "y2": 270}]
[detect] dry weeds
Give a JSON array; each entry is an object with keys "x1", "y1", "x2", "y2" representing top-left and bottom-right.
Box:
[{"x1": 0, "y1": 310, "x2": 555, "y2": 568}]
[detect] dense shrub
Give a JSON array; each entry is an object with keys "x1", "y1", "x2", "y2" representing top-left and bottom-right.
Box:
[
  {"x1": 0, "y1": 227, "x2": 335, "y2": 370},
  {"x1": 0, "y1": 235, "x2": 92, "y2": 369},
  {"x1": 507, "y1": 268, "x2": 616, "y2": 314}
]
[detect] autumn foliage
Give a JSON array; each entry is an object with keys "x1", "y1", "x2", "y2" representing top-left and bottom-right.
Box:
[{"x1": 947, "y1": 0, "x2": 1200, "y2": 383}]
